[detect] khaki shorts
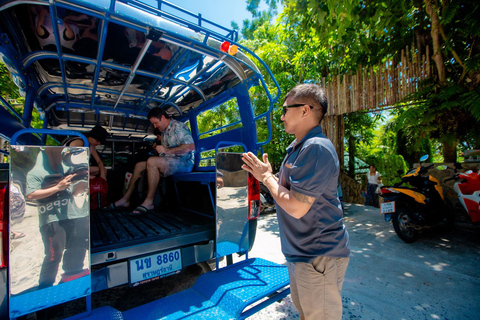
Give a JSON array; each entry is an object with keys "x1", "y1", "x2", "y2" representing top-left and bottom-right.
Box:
[{"x1": 288, "y1": 256, "x2": 350, "y2": 320}]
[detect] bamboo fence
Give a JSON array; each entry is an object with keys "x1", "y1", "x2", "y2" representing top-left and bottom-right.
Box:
[{"x1": 321, "y1": 45, "x2": 432, "y2": 166}]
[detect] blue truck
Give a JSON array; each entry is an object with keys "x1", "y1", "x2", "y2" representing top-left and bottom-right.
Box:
[{"x1": 0, "y1": 0, "x2": 289, "y2": 319}]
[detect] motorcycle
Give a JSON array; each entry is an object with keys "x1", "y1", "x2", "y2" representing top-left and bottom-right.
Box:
[
  {"x1": 444, "y1": 162, "x2": 480, "y2": 226},
  {"x1": 379, "y1": 155, "x2": 453, "y2": 243}
]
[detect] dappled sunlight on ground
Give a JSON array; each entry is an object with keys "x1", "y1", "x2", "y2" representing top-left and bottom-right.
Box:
[
  {"x1": 340, "y1": 202, "x2": 480, "y2": 319},
  {"x1": 246, "y1": 202, "x2": 480, "y2": 319}
]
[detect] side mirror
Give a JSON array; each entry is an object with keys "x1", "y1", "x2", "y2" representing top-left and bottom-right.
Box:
[
  {"x1": 420, "y1": 154, "x2": 429, "y2": 162},
  {"x1": 436, "y1": 165, "x2": 448, "y2": 171}
]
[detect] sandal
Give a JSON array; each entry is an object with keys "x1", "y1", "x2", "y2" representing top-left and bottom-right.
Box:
[
  {"x1": 11, "y1": 232, "x2": 26, "y2": 240},
  {"x1": 104, "y1": 202, "x2": 129, "y2": 210},
  {"x1": 131, "y1": 205, "x2": 154, "y2": 216}
]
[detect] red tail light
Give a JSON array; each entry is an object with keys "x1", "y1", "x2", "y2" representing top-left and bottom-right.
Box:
[
  {"x1": 248, "y1": 173, "x2": 261, "y2": 220},
  {"x1": 381, "y1": 188, "x2": 400, "y2": 195},
  {"x1": 380, "y1": 188, "x2": 390, "y2": 195},
  {"x1": 0, "y1": 183, "x2": 7, "y2": 268},
  {"x1": 220, "y1": 41, "x2": 230, "y2": 52}
]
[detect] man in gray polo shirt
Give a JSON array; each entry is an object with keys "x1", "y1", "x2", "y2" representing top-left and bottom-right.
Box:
[{"x1": 242, "y1": 83, "x2": 350, "y2": 320}]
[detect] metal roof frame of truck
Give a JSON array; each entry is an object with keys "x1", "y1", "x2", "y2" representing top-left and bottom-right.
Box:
[
  {"x1": 0, "y1": 1, "x2": 289, "y2": 319},
  {"x1": 0, "y1": 0, "x2": 279, "y2": 156}
]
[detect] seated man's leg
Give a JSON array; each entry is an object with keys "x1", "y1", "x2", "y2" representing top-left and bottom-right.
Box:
[
  {"x1": 114, "y1": 161, "x2": 146, "y2": 207},
  {"x1": 134, "y1": 156, "x2": 167, "y2": 213}
]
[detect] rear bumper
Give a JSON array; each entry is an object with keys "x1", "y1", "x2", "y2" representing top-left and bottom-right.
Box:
[{"x1": 92, "y1": 240, "x2": 214, "y2": 292}]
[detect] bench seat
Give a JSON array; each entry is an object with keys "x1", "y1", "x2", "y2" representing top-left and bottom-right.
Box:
[
  {"x1": 171, "y1": 171, "x2": 216, "y2": 183},
  {"x1": 169, "y1": 171, "x2": 217, "y2": 216},
  {"x1": 68, "y1": 258, "x2": 290, "y2": 320}
]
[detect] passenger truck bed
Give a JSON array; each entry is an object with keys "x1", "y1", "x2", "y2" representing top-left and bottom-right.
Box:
[{"x1": 90, "y1": 210, "x2": 214, "y2": 261}]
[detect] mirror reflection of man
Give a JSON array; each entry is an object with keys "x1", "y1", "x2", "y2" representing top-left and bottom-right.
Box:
[{"x1": 25, "y1": 147, "x2": 89, "y2": 288}]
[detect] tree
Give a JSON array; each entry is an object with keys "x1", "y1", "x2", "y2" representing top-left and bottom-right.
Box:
[
  {"x1": 246, "y1": 0, "x2": 480, "y2": 163},
  {"x1": 0, "y1": 62, "x2": 21, "y2": 100},
  {"x1": 343, "y1": 112, "x2": 375, "y2": 178},
  {"x1": 242, "y1": 0, "x2": 279, "y2": 40}
]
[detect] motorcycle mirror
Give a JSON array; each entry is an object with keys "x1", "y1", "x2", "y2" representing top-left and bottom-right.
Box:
[
  {"x1": 420, "y1": 154, "x2": 429, "y2": 162},
  {"x1": 436, "y1": 165, "x2": 448, "y2": 171}
]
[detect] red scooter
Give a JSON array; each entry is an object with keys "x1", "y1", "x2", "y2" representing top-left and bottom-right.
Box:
[{"x1": 445, "y1": 162, "x2": 480, "y2": 226}]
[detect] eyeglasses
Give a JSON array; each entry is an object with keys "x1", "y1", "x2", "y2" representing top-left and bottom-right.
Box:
[{"x1": 282, "y1": 104, "x2": 313, "y2": 116}]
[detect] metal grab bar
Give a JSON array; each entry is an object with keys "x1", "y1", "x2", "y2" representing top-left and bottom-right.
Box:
[{"x1": 11, "y1": 129, "x2": 89, "y2": 146}]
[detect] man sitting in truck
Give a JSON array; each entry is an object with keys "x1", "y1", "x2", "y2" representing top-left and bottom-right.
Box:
[{"x1": 109, "y1": 107, "x2": 195, "y2": 214}]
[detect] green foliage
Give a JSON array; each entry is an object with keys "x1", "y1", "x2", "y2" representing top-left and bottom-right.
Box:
[
  {"x1": 0, "y1": 62, "x2": 48, "y2": 133},
  {"x1": 344, "y1": 112, "x2": 378, "y2": 177},
  {"x1": 376, "y1": 154, "x2": 407, "y2": 186},
  {"x1": 344, "y1": 112, "x2": 377, "y2": 142},
  {"x1": 242, "y1": 0, "x2": 278, "y2": 40},
  {"x1": 460, "y1": 86, "x2": 480, "y2": 123},
  {"x1": 278, "y1": 0, "x2": 420, "y2": 73},
  {"x1": 0, "y1": 63, "x2": 21, "y2": 99},
  {"x1": 242, "y1": 0, "x2": 480, "y2": 170}
]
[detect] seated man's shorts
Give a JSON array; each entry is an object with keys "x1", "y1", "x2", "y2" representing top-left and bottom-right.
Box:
[{"x1": 163, "y1": 157, "x2": 194, "y2": 177}]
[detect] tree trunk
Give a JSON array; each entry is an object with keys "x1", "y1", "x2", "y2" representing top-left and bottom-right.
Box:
[
  {"x1": 425, "y1": 0, "x2": 446, "y2": 85},
  {"x1": 348, "y1": 134, "x2": 356, "y2": 178},
  {"x1": 442, "y1": 139, "x2": 457, "y2": 163}
]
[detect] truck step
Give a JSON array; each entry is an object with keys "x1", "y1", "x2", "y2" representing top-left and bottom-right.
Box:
[{"x1": 68, "y1": 258, "x2": 290, "y2": 319}]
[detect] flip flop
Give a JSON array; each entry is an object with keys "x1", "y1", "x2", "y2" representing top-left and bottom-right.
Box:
[
  {"x1": 131, "y1": 205, "x2": 153, "y2": 216},
  {"x1": 105, "y1": 202, "x2": 129, "y2": 210},
  {"x1": 104, "y1": 203, "x2": 117, "y2": 210},
  {"x1": 11, "y1": 232, "x2": 26, "y2": 240}
]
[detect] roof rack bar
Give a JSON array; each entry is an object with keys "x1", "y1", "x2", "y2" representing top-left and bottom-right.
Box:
[
  {"x1": 90, "y1": 18, "x2": 111, "y2": 111},
  {"x1": 48, "y1": 3, "x2": 70, "y2": 104},
  {"x1": 136, "y1": 44, "x2": 191, "y2": 111},
  {"x1": 124, "y1": 0, "x2": 237, "y2": 41},
  {"x1": 113, "y1": 37, "x2": 153, "y2": 109}
]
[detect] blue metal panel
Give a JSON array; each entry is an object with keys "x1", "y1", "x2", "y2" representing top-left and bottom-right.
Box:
[
  {"x1": 9, "y1": 276, "x2": 91, "y2": 318},
  {"x1": 64, "y1": 258, "x2": 290, "y2": 320},
  {"x1": 235, "y1": 83, "x2": 257, "y2": 152},
  {"x1": 0, "y1": 107, "x2": 41, "y2": 145}
]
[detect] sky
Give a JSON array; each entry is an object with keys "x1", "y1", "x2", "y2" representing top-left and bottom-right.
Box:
[{"x1": 143, "y1": 0, "x2": 271, "y2": 37}]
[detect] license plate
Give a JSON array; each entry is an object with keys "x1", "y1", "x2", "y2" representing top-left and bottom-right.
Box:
[
  {"x1": 129, "y1": 249, "x2": 182, "y2": 286},
  {"x1": 380, "y1": 201, "x2": 395, "y2": 214}
]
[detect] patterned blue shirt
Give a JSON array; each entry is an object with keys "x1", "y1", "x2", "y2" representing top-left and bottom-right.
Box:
[{"x1": 160, "y1": 119, "x2": 195, "y2": 176}]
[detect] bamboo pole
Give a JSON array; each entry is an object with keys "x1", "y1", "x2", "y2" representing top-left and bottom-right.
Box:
[
  {"x1": 356, "y1": 66, "x2": 362, "y2": 112},
  {"x1": 346, "y1": 72, "x2": 351, "y2": 114}
]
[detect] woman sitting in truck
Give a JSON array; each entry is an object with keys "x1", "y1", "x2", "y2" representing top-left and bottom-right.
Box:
[{"x1": 63, "y1": 125, "x2": 108, "y2": 181}]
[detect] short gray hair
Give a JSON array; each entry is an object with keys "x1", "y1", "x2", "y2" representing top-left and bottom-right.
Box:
[{"x1": 284, "y1": 84, "x2": 328, "y2": 123}]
